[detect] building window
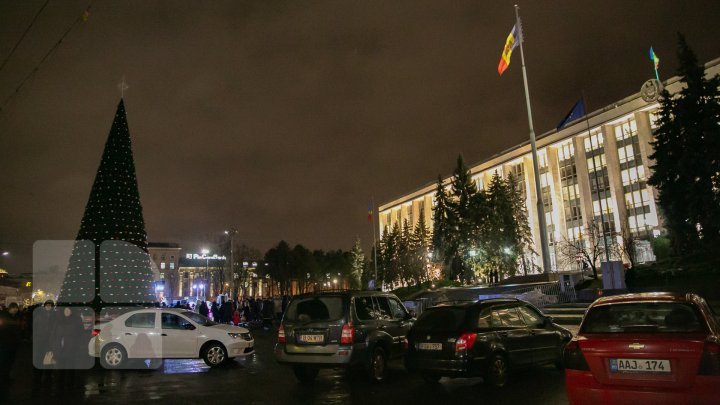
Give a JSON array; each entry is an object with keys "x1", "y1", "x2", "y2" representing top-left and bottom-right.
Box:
[
  {"x1": 160, "y1": 262, "x2": 166, "y2": 270},
  {"x1": 170, "y1": 262, "x2": 175, "y2": 270},
  {"x1": 649, "y1": 110, "x2": 660, "y2": 130}
]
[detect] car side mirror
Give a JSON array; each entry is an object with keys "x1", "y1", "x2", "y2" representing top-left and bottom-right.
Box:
[{"x1": 184, "y1": 323, "x2": 196, "y2": 330}]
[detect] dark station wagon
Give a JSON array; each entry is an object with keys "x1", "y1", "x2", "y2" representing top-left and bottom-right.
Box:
[
  {"x1": 274, "y1": 290, "x2": 414, "y2": 382},
  {"x1": 406, "y1": 298, "x2": 572, "y2": 387}
]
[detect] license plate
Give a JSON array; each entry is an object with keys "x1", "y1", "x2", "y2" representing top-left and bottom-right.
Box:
[
  {"x1": 298, "y1": 334, "x2": 324, "y2": 344},
  {"x1": 609, "y1": 358, "x2": 671, "y2": 373},
  {"x1": 418, "y1": 343, "x2": 443, "y2": 351}
]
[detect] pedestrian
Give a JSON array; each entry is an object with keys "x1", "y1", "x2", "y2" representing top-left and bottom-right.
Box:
[
  {"x1": 232, "y1": 309, "x2": 241, "y2": 326},
  {"x1": 52, "y1": 307, "x2": 86, "y2": 370},
  {"x1": 0, "y1": 302, "x2": 22, "y2": 389},
  {"x1": 199, "y1": 300, "x2": 209, "y2": 318},
  {"x1": 210, "y1": 302, "x2": 220, "y2": 323},
  {"x1": 33, "y1": 300, "x2": 56, "y2": 371},
  {"x1": 222, "y1": 299, "x2": 234, "y2": 324}
]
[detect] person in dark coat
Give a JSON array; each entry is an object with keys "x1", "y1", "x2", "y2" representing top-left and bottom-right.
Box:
[
  {"x1": 53, "y1": 307, "x2": 87, "y2": 370},
  {"x1": 0, "y1": 302, "x2": 21, "y2": 386},
  {"x1": 198, "y1": 301, "x2": 209, "y2": 318},
  {"x1": 210, "y1": 302, "x2": 220, "y2": 323},
  {"x1": 33, "y1": 300, "x2": 56, "y2": 370},
  {"x1": 221, "y1": 300, "x2": 234, "y2": 324}
]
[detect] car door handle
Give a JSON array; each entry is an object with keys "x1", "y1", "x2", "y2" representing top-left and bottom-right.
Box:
[
  {"x1": 161, "y1": 333, "x2": 167, "y2": 336},
  {"x1": 125, "y1": 333, "x2": 133, "y2": 336}
]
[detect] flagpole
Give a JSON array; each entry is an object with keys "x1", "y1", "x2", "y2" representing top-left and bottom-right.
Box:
[
  {"x1": 514, "y1": 4, "x2": 552, "y2": 274},
  {"x1": 371, "y1": 196, "x2": 378, "y2": 290}
]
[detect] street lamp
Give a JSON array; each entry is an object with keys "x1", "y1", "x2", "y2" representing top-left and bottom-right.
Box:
[
  {"x1": 201, "y1": 249, "x2": 209, "y2": 299},
  {"x1": 224, "y1": 228, "x2": 238, "y2": 298}
]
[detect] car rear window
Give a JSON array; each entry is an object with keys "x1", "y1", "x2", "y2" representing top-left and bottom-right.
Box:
[
  {"x1": 581, "y1": 302, "x2": 706, "y2": 334},
  {"x1": 414, "y1": 307, "x2": 467, "y2": 331},
  {"x1": 285, "y1": 296, "x2": 344, "y2": 323}
]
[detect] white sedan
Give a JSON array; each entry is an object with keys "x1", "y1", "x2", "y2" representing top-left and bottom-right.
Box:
[{"x1": 89, "y1": 308, "x2": 254, "y2": 368}]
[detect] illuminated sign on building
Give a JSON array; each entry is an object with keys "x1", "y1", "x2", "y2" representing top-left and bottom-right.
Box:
[{"x1": 185, "y1": 253, "x2": 227, "y2": 260}]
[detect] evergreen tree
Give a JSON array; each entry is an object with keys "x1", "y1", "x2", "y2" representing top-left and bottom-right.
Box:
[
  {"x1": 399, "y1": 219, "x2": 413, "y2": 286},
  {"x1": 349, "y1": 237, "x2": 365, "y2": 290},
  {"x1": 59, "y1": 99, "x2": 155, "y2": 308},
  {"x1": 431, "y1": 175, "x2": 451, "y2": 264},
  {"x1": 649, "y1": 34, "x2": 720, "y2": 253},
  {"x1": 412, "y1": 207, "x2": 432, "y2": 282},
  {"x1": 507, "y1": 173, "x2": 535, "y2": 275},
  {"x1": 447, "y1": 155, "x2": 478, "y2": 282},
  {"x1": 483, "y1": 171, "x2": 515, "y2": 283}
]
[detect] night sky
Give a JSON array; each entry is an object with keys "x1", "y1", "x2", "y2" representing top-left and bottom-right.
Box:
[{"x1": 1, "y1": 1, "x2": 719, "y2": 274}]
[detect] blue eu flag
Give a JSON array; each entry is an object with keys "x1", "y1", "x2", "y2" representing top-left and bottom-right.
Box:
[{"x1": 556, "y1": 98, "x2": 586, "y2": 130}]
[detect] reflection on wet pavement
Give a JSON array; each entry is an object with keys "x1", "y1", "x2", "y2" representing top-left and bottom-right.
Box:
[{"x1": 161, "y1": 359, "x2": 211, "y2": 374}]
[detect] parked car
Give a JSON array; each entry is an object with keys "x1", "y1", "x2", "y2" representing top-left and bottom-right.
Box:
[
  {"x1": 89, "y1": 308, "x2": 254, "y2": 369},
  {"x1": 274, "y1": 290, "x2": 413, "y2": 382},
  {"x1": 564, "y1": 292, "x2": 720, "y2": 404},
  {"x1": 405, "y1": 298, "x2": 572, "y2": 387}
]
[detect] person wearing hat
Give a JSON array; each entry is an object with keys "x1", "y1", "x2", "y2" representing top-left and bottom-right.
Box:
[{"x1": 0, "y1": 302, "x2": 21, "y2": 387}]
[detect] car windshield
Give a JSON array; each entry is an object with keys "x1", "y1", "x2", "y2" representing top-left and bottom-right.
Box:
[
  {"x1": 182, "y1": 311, "x2": 216, "y2": 326},
  {"x1": 285, "y1": 296, "x2": 344, "y2": 323},
  {"x1": 414, "y1": 307, "x2": 467, "y2": 331},
  {"x1": 581, "y1": 302, "x2": 706, "y2": 334}
]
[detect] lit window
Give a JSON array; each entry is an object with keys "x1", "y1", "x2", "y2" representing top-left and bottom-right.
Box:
[
  {"x1": 160, "y1": 262, "x2": 166, "y2": 270},
  {"x1": 170, "y1": 262, "x2": 175, "y2": 270}
]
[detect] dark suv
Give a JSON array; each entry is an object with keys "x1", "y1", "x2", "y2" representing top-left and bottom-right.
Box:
[
  {"x1": 274, "y1": 291, "x2": 413, "y2": 382},
  {"x1": 405, "y1": 298, "x2": 572, "y2": 387}
]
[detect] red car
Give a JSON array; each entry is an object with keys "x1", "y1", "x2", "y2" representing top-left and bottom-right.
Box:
[{"x1": 564, "y1": 292, "x2": 720, "y2": 404}]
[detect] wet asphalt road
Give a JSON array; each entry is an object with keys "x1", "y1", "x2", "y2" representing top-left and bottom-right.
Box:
[{"x1": 3, "y1": 326, "x2": 569, "y2": 405}]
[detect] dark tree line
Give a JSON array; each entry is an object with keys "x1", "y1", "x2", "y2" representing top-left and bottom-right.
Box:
[{"x1": 263, "y1": 241, "x2": 363, "y2": 294}]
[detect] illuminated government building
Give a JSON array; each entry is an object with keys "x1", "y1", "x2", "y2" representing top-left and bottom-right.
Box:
[{"x1": 379, "y1": 57, "x2": 719, "y2": 273}]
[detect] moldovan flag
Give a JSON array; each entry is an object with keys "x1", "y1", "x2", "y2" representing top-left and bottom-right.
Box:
[
  {"x1": 498, "y1": 24, "x2": 520, "y2": 76},
  {"x1": 649, "y1": 46, "x2": 660, "y2": 70},
  {"x1": 367, "y1": 204, "x2": 373, "y2": 222}
]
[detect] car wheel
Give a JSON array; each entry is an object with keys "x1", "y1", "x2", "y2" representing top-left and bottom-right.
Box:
[
  {"x1": 420, "y1": 373, "x2": 441, "y2": 383},
  {"x1": 293, "y1": 366, "x2": 319, "y2": 383},
  {"x1": 368, "y1": 346, "x2": 388, "y2": 383},
  {"x1": 202, "y1": 342, "x2": 228, "y2": 367},
  {"x1": 485, "y1": 354, "x2": 508, "y2": 388},
  {"x1": 100, "y1": 344, "x2": 127, "y2": 369}
]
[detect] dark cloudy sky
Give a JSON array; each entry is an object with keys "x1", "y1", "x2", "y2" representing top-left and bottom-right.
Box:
[{"x1": 1, "y1": 0, "x2": 719, "y2": 273}]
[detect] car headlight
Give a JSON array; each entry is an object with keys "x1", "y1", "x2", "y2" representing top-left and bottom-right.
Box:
[{"x1": 228, "y1": 332, "x2": 253, "y2": 340}]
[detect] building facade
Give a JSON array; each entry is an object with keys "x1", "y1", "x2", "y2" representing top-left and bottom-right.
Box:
[
  {"x1": 148, "y1": 242, "x2": 182, "y2": 300},
  {"x1": 379, "y1": 58, "x2": 720, "y2": 274}
]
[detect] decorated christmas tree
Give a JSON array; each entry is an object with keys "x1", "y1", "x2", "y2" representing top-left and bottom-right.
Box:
[{"x1": 58, "y1": 99, "x2": 155, "y2": 308}]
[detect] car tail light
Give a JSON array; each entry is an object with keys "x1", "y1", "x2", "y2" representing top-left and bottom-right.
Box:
[
  {"x1": 698, "y1": 339, "x2": 720, "y2": 375},
  {"x1": 340, "y1": 323, "x2": 354, "y2": 345},
  {"x1": 563, "y1": 340, "x2": 589, "y2": 371},
  {"x1": 278, "y1": 324, "x2": 286, "y2": 344},
  {"x1": 455, "y1": 333, "x2": 477, "y2": 354},
  {"x1": 92, "y1": 328, "x2": 101, "y2": 337}
]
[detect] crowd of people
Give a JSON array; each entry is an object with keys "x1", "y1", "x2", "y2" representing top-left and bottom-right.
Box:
[
  {"x1": 166, "y1": 295, "x2": 291, "y2": 329},
  {"x1": 0, "y1": 300, "x2": 91, "y2": 393}
]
